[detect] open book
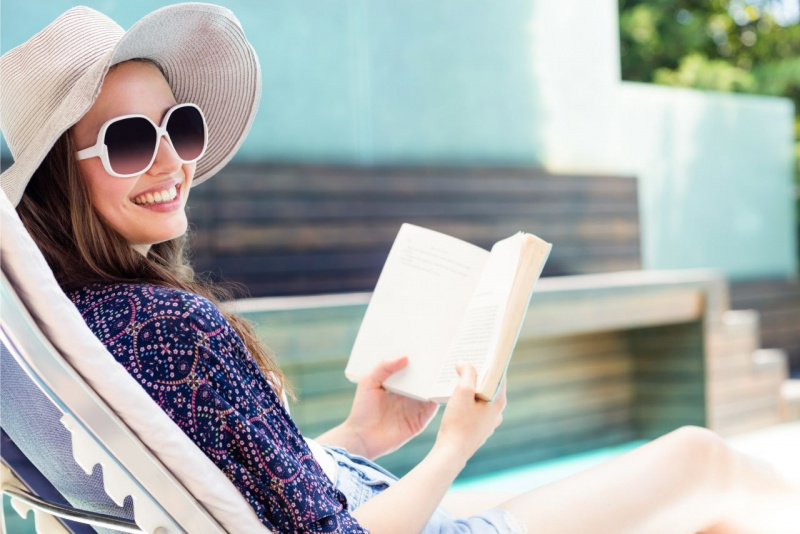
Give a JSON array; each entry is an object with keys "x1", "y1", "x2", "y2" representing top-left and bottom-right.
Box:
[{"x1": 345, "y1": 224, "x2": 552, "y2": 403}]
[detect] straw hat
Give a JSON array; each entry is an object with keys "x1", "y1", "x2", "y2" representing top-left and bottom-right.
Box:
[{"x1": 0, "y1": 3, "x2": 261, "y2": 206}]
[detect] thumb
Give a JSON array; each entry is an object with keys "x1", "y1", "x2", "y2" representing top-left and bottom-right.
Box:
[
  {"x1": 365, "y1": 356, "x2": 408, "y2": 386},
  {"x1": 456, "y1": 361, "x2": 477, "y2": 388}
]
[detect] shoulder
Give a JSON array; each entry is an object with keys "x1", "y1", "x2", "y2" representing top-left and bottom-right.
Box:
[
  {"x1": 69, "y1": 282, "x2": 213, "y2": 312},
  {"x1": 68, "y1": 282, "x2": 230, "y2": 344}
]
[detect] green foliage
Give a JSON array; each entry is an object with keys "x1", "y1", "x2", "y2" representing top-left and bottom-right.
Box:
[
  {"x1": 620, "y1": 0, "x2": 800, "y2": 227},
  {"x1": 653, "y1": 52, "x2": 757, "y2": 90}
]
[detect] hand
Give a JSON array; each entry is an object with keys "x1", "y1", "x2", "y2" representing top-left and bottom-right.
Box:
[
  {"x1": 342, "y1": 356, "x2": 440, "y2": 460},
  {"x1": 435, "y1": 362, "x2": 507, "y2": 464}
]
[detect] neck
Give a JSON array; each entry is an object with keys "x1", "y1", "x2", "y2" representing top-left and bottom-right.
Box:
[{"x1": 133, "y1": 244, "x2": 151, "y2": 257}]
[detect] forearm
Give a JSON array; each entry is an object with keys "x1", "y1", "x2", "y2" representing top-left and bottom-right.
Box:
[
  {"x1": 314, "y1": 422, "x2": 371, "y2": 459},
  {"x1": 351, "y1": 441, "x2": 465, "y2": 534}
]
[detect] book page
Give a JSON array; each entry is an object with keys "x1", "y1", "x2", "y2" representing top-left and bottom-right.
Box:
[
  {"x1": 427, "y1": 234, "x2": 521, "y2": 401},
  {"x1": 345, "y1": 224, "x2": 489, "y2": 400}
]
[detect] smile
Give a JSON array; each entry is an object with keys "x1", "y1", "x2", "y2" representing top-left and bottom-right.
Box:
[{"x1": 132, "y1": 184, "x2": 180, "y2": 206}]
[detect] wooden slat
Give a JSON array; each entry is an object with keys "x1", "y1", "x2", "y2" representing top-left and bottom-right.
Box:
[
  {"x1": 196, "y1": 220, "x2": 640, "y2": 252},
  {"x1": 729, "y1": 278, "x2": 800, "y2": 371},
  {"x1": 202, "y1": 198, "x2": 639, "y2": 221},
  {"x1": 730, "y1": 279, "x2": 800, "y2": 302},
  {"x1": 629, "y1": 321, "x2": 707, "y2": 438},
  {"x1": 201, "y1": 259, "x2": 648, "y2": 297},
  {"x1": 188, "y1": 163, "x2": 641, "y2": 297},
  {"x1": 206, "y1": 165, "x2": 638, "y2": 196}
]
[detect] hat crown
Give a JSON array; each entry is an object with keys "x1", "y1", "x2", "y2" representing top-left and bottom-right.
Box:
[{"x1": 1, "y1": 7, "x2": 124, "y2": 159}]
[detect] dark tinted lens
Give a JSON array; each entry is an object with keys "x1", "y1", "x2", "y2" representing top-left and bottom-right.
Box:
[
  {"x1": 105, "y1": 117, "x2": 157, "y2": 175},
  {"x1": 166, "y1": 106, "x2": 206, "y2": 161}
]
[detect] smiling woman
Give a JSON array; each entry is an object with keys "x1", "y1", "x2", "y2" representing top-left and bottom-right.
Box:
[{"x1": 4, "y1": 4, "x2": 800, "y2": 534}]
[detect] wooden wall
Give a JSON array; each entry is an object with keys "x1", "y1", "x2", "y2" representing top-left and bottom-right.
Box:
[
  {"x1": 629, "y1": 321, "x2": 707, "y2": 438},
  {"x1": 730, "y1": 278, "x2": 800, "y2": 375},
  {"x1": 187, "y1": 164, "x2": 640, "y2": 297}
]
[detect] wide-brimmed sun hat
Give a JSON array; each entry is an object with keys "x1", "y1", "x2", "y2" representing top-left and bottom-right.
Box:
[{"x1": 0, "y1": 3, "x2": 261, "y2": 206}]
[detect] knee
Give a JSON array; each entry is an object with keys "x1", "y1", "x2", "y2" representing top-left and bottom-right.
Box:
[
  {"x1": 664, "y1": 425, "x2": 727, "y2": 461},
  {"x1": 668, "y1": 425, "x2": 726, "y2": 452},
  {"x1": 664, "y1": 426, "x2": 735, "y2": 493}
]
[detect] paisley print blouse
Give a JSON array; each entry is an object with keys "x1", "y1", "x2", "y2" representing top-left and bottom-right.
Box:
[{"x1": 68, "y1": 282, "x2": 367, "y2": 533}]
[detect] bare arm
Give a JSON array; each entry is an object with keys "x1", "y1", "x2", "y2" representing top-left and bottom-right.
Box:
[
  {"x1": 315, "y1": 422, "x2": 368, "y2": 457},
  {"x1": 352, "y1": 363, "x2": 507, "y2": 534},
  {"x1": 352, "y1": 440, "x2": 465, "y2": 533}
]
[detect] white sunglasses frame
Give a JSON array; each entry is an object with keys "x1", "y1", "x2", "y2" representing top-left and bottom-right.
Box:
[{"x1": 75, "y1": 102, "x2": 208, "y2": 178}]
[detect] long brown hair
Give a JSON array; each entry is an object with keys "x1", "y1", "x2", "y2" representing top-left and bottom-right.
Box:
[{"x1": 17, "y1": 114, "x2": 293, "y2": 400}]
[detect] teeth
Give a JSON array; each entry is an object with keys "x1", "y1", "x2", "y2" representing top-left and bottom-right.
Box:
[{"x1": 133, "y1": 185, "x2": 178, "y2": 206}]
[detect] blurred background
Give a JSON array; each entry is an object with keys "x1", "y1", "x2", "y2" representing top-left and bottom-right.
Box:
[
  {"x1": 2, "y1": 0, "x2": 799, "y2": 512},
  {"x1": 3, "y1": 1, "x2": 798, "y2": 285}
]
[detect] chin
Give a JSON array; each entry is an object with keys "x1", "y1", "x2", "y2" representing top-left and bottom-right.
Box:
[{"x1": 140, "y1": 229, "x2": 187, "y2": 249}]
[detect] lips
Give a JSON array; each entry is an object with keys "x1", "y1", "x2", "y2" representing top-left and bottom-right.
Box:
[
  {"x1": 133, "y1": 184, "x2": 177, "y2": 205},
  {"x1": 130, "y1": 179, "x2": 184, "y2": 206}
]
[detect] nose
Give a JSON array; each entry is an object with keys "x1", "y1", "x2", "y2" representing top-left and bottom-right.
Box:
[{"x1": 148, "y1": 135, "x2": 183, "y2": 176}]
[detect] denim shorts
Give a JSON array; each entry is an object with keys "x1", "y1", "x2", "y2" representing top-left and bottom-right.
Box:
[{"x1": 325, "y1": 446, "x2": 526, "y2": 534}]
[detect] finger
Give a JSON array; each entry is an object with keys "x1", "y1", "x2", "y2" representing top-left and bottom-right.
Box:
[
  {"x1": 424, "y1": 400, "x2": 440, "y2": 416},
  {"x1": 365, "y1": 356, "x2": 409, "y2": 386},
  {"x1": 456, "y1": 361, "x2": 477, "y2": 389}
]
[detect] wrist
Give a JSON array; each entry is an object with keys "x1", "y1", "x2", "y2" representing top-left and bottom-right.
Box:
[
  {"x1": 427, "y1": 439, "x2": 468, "y2": 480},
  {"x1": 341, "y1": 419, "x2": 373, "y2": 458},
  {"x1": 316, "y1": 421, "x2": 373, "y2": 459},
  {"x1": 430, "y1": 437, "x2": 469, "y2": 471}
]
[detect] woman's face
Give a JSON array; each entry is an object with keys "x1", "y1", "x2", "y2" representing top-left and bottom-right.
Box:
[{"x1": 71, "y1": 61, "x2": 194, "y2": 255}]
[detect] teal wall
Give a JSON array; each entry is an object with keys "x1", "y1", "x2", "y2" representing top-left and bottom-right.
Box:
[
  {"x1": 619, "y1": 83, "x2": 797, "y2": 279},
  {"x1": 2, "y1": 0, "x2": 797, "y2": 278},
  {"x1": 1, "y1": 0, "x2": 549, "y2": 165}
]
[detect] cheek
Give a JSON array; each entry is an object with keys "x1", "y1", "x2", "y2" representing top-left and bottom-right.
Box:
[
  {"x1": 184, "y1": 162, "x2": 196, "y2": 184},
  {"x1": 78, "y1": 160, "x2": 135, "y2": 212}
]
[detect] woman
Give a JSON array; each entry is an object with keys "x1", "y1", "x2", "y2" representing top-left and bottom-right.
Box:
[{"x1": 3, "y1": 4, "x2": 799, "y2": 533}]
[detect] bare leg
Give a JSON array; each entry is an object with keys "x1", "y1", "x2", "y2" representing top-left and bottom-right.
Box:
[
  {"x1": 440, "y1": 490, "x2": 517, "y2": 517},
  {"x1": 446, "y1": 426, "x2": 800, "y2": 534}
]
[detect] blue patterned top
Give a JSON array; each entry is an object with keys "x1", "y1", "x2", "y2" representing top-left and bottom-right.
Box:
[{"x1": 68, "y1": 282, "x2": 367, "y2": 533}]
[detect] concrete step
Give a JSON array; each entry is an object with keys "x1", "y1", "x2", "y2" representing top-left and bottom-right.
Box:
[
  {"x1": 710, "y1": 406, "x2": 784, "y2": 438},
  {"x1": 751, "y1": 348, "x2": 788, "y2": 373},
  {"x1": 708, "y1": 348, "x2": 788, "y2": 397},
  {"x1": 708, "y1": 349, "x2": 789, "y2": 436},
  {"x1": 780, "y1": 379, "x2": 800, "y2": 422},
  {"x1": 706, "y1": 310, "x2": 761, "y2": 373}
]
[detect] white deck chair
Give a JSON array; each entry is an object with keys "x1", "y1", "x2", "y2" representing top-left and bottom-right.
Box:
[{"x1": 0, "y1": 190, "x2": 272, "y2": 533}]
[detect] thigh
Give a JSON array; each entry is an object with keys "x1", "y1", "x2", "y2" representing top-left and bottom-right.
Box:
[
  {"x1": 423, "y1": 505, "x2": 526, "y2": 534},
  {"x1": 440, "y1": 490, "x2": 519, "y2": 518},
  {"x1": 495, "y1": 426, "x2": 731, "y2": 534}
]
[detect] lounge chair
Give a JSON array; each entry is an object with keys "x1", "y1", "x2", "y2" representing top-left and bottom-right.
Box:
[{"x1": 0, "y1": 190, "x2": 271, "y2": 533}]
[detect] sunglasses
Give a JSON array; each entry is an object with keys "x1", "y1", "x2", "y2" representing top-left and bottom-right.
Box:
[{"x1": 76, "y1": 103, "x2": 208, "y2": 178}]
